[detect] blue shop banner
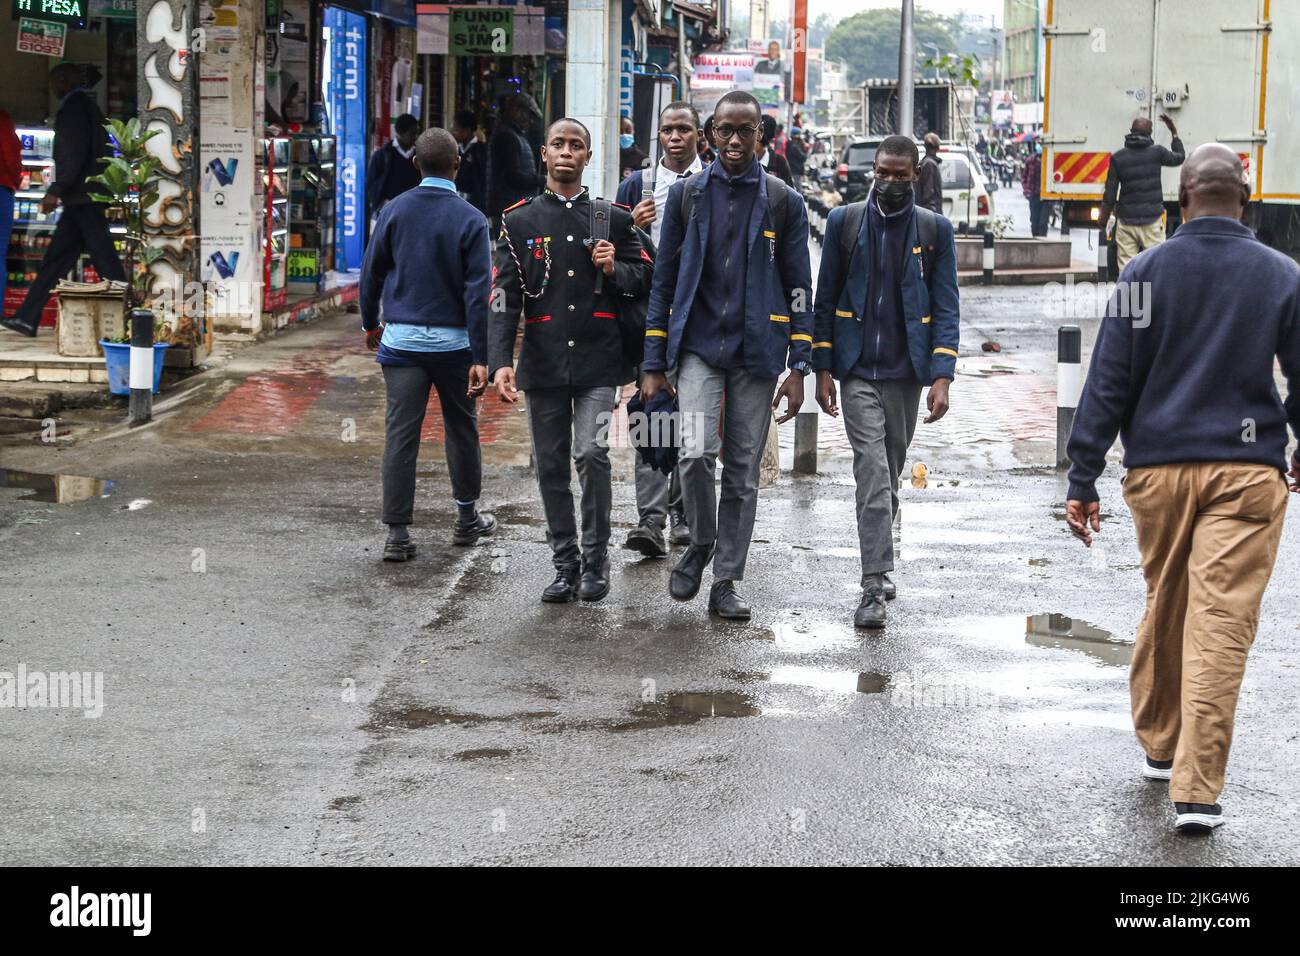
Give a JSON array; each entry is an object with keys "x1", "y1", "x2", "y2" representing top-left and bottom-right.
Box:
[{"x1": 325, "y1": 5, "x2": 367, "y2": 271}]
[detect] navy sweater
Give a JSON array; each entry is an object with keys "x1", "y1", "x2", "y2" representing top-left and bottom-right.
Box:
[
  {"x1": 850, "y1": 190, "x2": 916, "y2": 382},
  {"x1": 1067, "y1": 216, "x2": 1300, "y2": 502},
  {"x1": 359, "y1": 185, "x2": 491, "y2": 365}
]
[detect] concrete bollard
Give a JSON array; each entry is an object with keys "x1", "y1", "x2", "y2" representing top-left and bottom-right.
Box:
[
  {"x1": 1096, "y1": 230, "x2": 1109, "y2": 282},
  {"x1": 128, "y1": 308, "x2": 154, "y2": 427},
  {"x1": 1056, "y1": 324, "x2": 1081, "y2": 470},
  {"x1": 982, "y1": 230, "x2": 994, "y2": 285}
]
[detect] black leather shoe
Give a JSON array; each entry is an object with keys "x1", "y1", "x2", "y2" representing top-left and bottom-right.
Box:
[
  {"x1": 578, "y1": 553, "x2": 611, "y2": 602},
  {"x1": 854, "y1": 587, "x2": 887, "y2": 629},
  {"x1": 882, "y1": 573, "x2": 896, "y2": 601},
  {"x1": 624, "y1": 523, "x2": 667, "y2": 558},
  {"x1": 668, "y1": 512, "x2": 691, "y2": 546},
  {"x1": 707, "y1": 580, "x2": 751, "y2": 620},
  {"x1": 1, "y1": 317, "x2": 38, "y2": 338},
  {"x1": 452, "y1": 511, "x2": 496, "y2": 545},
  {"x1": 669, "y1": 543, "x2": 713, "y2": 601},
  {"x1": 541, "y1": 565, "x2": 580, "y2": 603},
  {"x1": 382, "y1": 537, "x2": 416, "y2": 562}
]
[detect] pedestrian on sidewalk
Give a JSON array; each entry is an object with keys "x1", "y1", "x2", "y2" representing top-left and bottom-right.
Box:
[
  {"x1": 1098, "y1": 113, "x2": 1185, "y2": 271},
  {"x1": 640, "y1": 90, "x2": 813, "y2": 621},
  {"x1": 365, "y1": 114, "x2": 421, "y2": 225},
  {"x1": 360, "y1": 128, "x2": 496, "y2": 562},
  {"x1": 489, "y1": 118, "x2": 653, "y2": 604},
  {"x1": 452, "y1": 110, "x2": 489, "y2": 215},
  {"x1": 916, "y1": 133, "x2": 944, "y2": 214},
  {"x1": 1066, "y1": 143, "x2": 1300, "y2": 834},
  {"x1": 487, "y1": 93, "x2": 545, "y2": 235},
  {"x1": 756, "y1": 115, "x2": 793, "y2": 188},
  {"x1": 812, "y1": 135, "x2": 959, "y2": 628},
  {"x1": 1020, "y1": 137, "x2": 1048, "y2": 238},
  {"x1": 615, "y1": 100, "x2": 704, "y2": 556},
  {"x1": 2, "y1": 64, "x2": 125, "y2": 338}
]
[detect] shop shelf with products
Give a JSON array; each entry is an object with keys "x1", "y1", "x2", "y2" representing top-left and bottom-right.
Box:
[
  {"x1": 259, "y1": 136, "x2": 290, "y2": 310},
  {"x1": 287, "y1": 133, "x2": 336, "y2": 293},
  {"x1": 5, "y1": 127, "x2": 127, "y2": 326}
]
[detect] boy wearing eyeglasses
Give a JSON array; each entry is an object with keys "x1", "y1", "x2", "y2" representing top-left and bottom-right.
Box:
[{"x1": 640, "y1": 90, "x2": 813, "y2": 621}]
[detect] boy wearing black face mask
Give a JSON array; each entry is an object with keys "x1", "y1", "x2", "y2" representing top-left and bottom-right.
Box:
[{"x1": 811, "y1": 135, "x2": 960, "y2": 629}]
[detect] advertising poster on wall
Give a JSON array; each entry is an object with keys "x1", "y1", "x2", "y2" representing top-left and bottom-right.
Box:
[{"x1": 325, "y1": 5, "x2": 367, "y2": 271}]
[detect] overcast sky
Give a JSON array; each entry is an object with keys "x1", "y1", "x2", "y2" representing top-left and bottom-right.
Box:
[{"x1": 809, "y1": 0, "x2": 1004, "y2": 28}]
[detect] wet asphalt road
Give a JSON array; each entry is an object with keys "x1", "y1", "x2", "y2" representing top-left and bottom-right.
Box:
[{"x1": 2, "y1": 276, "x2": 1298, "y2": 866}]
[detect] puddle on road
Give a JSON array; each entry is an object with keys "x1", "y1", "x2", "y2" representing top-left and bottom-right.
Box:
[
  {"x1": 1026, "y1": 613, "x2": 1133, "y2": 667},
  {"x1": 367, "y1": 705, "x2": 558, "y2": 731},
  {"x1": 0, "y1": 468, "x2": 114, "y2": 504},
  {"x1": 764, "y1": 615, "x2": 858, "y2": 652},
  {"x1": 768, "y1": 666, "x2": 890, "y2": 696},
  {"x1": 454, "y1": 748, "x2": 516, "y2": 760},
  {"x1": 608, "y1": 691, "x2": 761, "y2": 731}
]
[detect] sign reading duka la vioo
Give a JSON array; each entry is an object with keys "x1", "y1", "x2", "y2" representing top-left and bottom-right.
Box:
[{"x1": 448, "y1": 6, "x2": 512, "y2": 56}]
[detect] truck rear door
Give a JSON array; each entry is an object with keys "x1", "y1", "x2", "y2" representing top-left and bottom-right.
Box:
[{"x1": 1043, "y1": 1, "x2": 1157, "y2": 202}]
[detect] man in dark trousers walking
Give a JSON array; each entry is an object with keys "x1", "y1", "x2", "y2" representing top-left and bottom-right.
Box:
[
  {"x1": 641, "y1": 90, "x2": 813, "y2": 621},
  {"x1": 361, "y1": 128, "x2": 496, "y2": 562},
  {"x1": 812, "y1": 135, "x2": 959, "y2": 628},
  {"x1": 916, "y1": 133, "x2": 944, "y2": 214},
  {"x1": 489, "y1": 118, "x2": 653, "y2": 604},
  {"x1": 3, "y1": 64, "x2": 124, "y2": 338},
  {"x1": 1066, "y1": 144, "x2": 1300, "y2": 834},
  {"x1": 1098, "y1": 113, "x2": 1185, "y2": 270},
  {"x1": 487, "y1": 93, "x2": 545, "y2": 233},
  {"x1": 452, "y1": 110, "x2": 488, "y2": 214},
  {"x1": 1021, "y1": 137, "x2": 1048, "y2": 238},
  {"x1": 365, "y1": 113, "x2": 421, "y2": 224}
]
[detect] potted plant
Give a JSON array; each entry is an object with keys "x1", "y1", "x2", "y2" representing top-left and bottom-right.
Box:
[{"x1": 85, "y1": 117, "x2": 172, "y2": 395}]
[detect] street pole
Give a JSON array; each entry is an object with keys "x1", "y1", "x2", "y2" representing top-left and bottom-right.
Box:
[
  {"x1": 128, "y1": 308, "x2": 155, "y2": 427},
  {"x1": 1056, "y1": 325, "x2": 1082, "y2": 469},
  {"x1": 897, "y1": 0, "x2": 915, "y2": 137}
]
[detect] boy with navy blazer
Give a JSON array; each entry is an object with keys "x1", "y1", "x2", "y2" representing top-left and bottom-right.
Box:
[
  {"x1": 812, "y1": 135, "x2": 960, "y2": 628},
  {"x1": 640, "y1": 91, "x2": 813, "y2": 621}
]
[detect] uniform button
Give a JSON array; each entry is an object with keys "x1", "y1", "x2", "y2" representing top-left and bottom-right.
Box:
[
  {"x1": 567, "y1": 340, "x2": 575, "y2": 348},
  {"x1": 568, "y1": 304, "x2": 575, "y2": 311},
  {"x1": 565, "y1": 202, "x2": 573, "y2": 208},
  {"x1": 566, "y1": 235, "x2": 573, "y2": 241},
  {"x1": 567, "y1": 269, "x2": 574, "y2": 277}
]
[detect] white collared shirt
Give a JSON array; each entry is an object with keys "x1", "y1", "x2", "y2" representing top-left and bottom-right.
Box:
[{"x1": 650, "y1": 154, "x2": 703, "y2": 246}]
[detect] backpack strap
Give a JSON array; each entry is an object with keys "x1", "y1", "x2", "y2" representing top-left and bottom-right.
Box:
[
  {"x1": 913, "y1": 205, "x2": 939, "y2": 289},
  {"x1": 590, "y1": 197, "x2": 611, "y2": 293},
  {"x1": 838, "y1": 200, "x2": 867, "y2": 272},
  {"x1": 765, "y1": 172, "x2": 788, "y2": 239}
]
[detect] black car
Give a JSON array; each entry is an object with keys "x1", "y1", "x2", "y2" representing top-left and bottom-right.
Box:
[{"x1": 835, "y1": 138, "x2": 885, "y2": 203}]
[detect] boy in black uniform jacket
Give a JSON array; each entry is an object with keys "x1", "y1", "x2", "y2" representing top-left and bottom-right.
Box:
[{"x1": 489, "y1": 118, "x2": 653, "y2": 604}]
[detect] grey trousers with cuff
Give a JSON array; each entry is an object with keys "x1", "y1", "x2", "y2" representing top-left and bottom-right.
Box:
[
  {"x1": 675, "y1": 351, "x2": 778, "y2": 582},
  {"x1": 526, "y1": 385, "x2": 620, "y2": 569},
  {"x1": 840, "y1": 376, "x2": 923, "y2": 579}
]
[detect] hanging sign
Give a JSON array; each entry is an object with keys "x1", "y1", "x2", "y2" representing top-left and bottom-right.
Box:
[{"x1": 16, "y1": 17, "x2": 67, "y2": 57}]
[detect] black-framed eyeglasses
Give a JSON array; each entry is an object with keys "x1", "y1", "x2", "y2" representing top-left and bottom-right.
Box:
[{"x1": 714, "y1": 124, "x2": 759, "y2": 142}]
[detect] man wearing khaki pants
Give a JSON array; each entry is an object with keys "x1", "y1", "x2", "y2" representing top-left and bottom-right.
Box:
[{"x1": 1066, "y1": 144, "x2": 1300, "y2": 834}]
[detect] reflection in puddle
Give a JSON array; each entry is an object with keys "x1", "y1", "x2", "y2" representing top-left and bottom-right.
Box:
[
  {"x1": 609, "y1": 691, "x2": 760, "y2": 731},
  {"x1": 766, "y1": 616, "x2": 857, "y2": 652},
  {"x1": 1026, "y1": 613, "x2": 1132, "y2": 667},
  {"x1": 768, "y1": 666, "x2": 889, "y2": 696},
  {"x1": 0, "y1": 468, "x2": 113, "y2": 504}
]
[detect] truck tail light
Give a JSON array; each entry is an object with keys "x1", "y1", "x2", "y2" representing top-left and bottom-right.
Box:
[{"x1": 837, "y1": 163, "x2": 848, "y2": 180}]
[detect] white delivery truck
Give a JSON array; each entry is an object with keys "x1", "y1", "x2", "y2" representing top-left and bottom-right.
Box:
[{"x1": 1042, "y1": 0, "x2": 1300, "y2": 255}]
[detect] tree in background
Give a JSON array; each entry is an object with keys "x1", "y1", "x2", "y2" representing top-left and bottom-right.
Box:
[{"x1": 824, "y1": 7, "x2": 964, "y2": 84}]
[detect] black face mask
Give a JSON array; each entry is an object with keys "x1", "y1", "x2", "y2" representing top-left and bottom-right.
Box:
[{"x1": 876, "y1": 180, "x2": 913, "y2": 211}]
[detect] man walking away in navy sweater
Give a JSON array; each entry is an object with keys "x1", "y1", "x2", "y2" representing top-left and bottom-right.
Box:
[
  {"x1": 1066, "y1": 144, "x2": 1300, "y2": 835},
  {"x1": 361, "y1": 128, "x2": 496, "y2": 561}
]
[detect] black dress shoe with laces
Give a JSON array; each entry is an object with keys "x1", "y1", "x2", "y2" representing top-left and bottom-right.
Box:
[
  {"x1": 707, "y1": 580, "x2": 751, "y2": 620},
  {"x1": 541, "y1": 565, "x2": 581, "y2": 603},
  {"x1": 579, "y1": 552, "x2": 611, "y2": 602},
  {"x1": 382, "y1": 537, "x2": 416, "y2": 562},
  {"x1": 668, "y1": 512, "x2": 691, "y2": 547},
  {"x1": 624, "y1": 523, "x2": 667, "y2": 558},
  {"x1": 669, "y1": 543, "x2": 714, "y2": 601},
  {"x1": 0, "y1": 317, "x2": 38, "y2": 338},
  {"x1": 854, "y1": 587, "x2": 887, "y2": 628},
  {"x1": 452, "y1": 511, "x2": 496, "y2": 545}
]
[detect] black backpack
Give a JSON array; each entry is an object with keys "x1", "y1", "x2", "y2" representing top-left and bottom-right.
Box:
[
  {"x1": 837, "y1": 201, "x2": 939, "y2": 291},
  {"x1": 590, "y1": 198, "x2": 653, "y2": 368}
]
